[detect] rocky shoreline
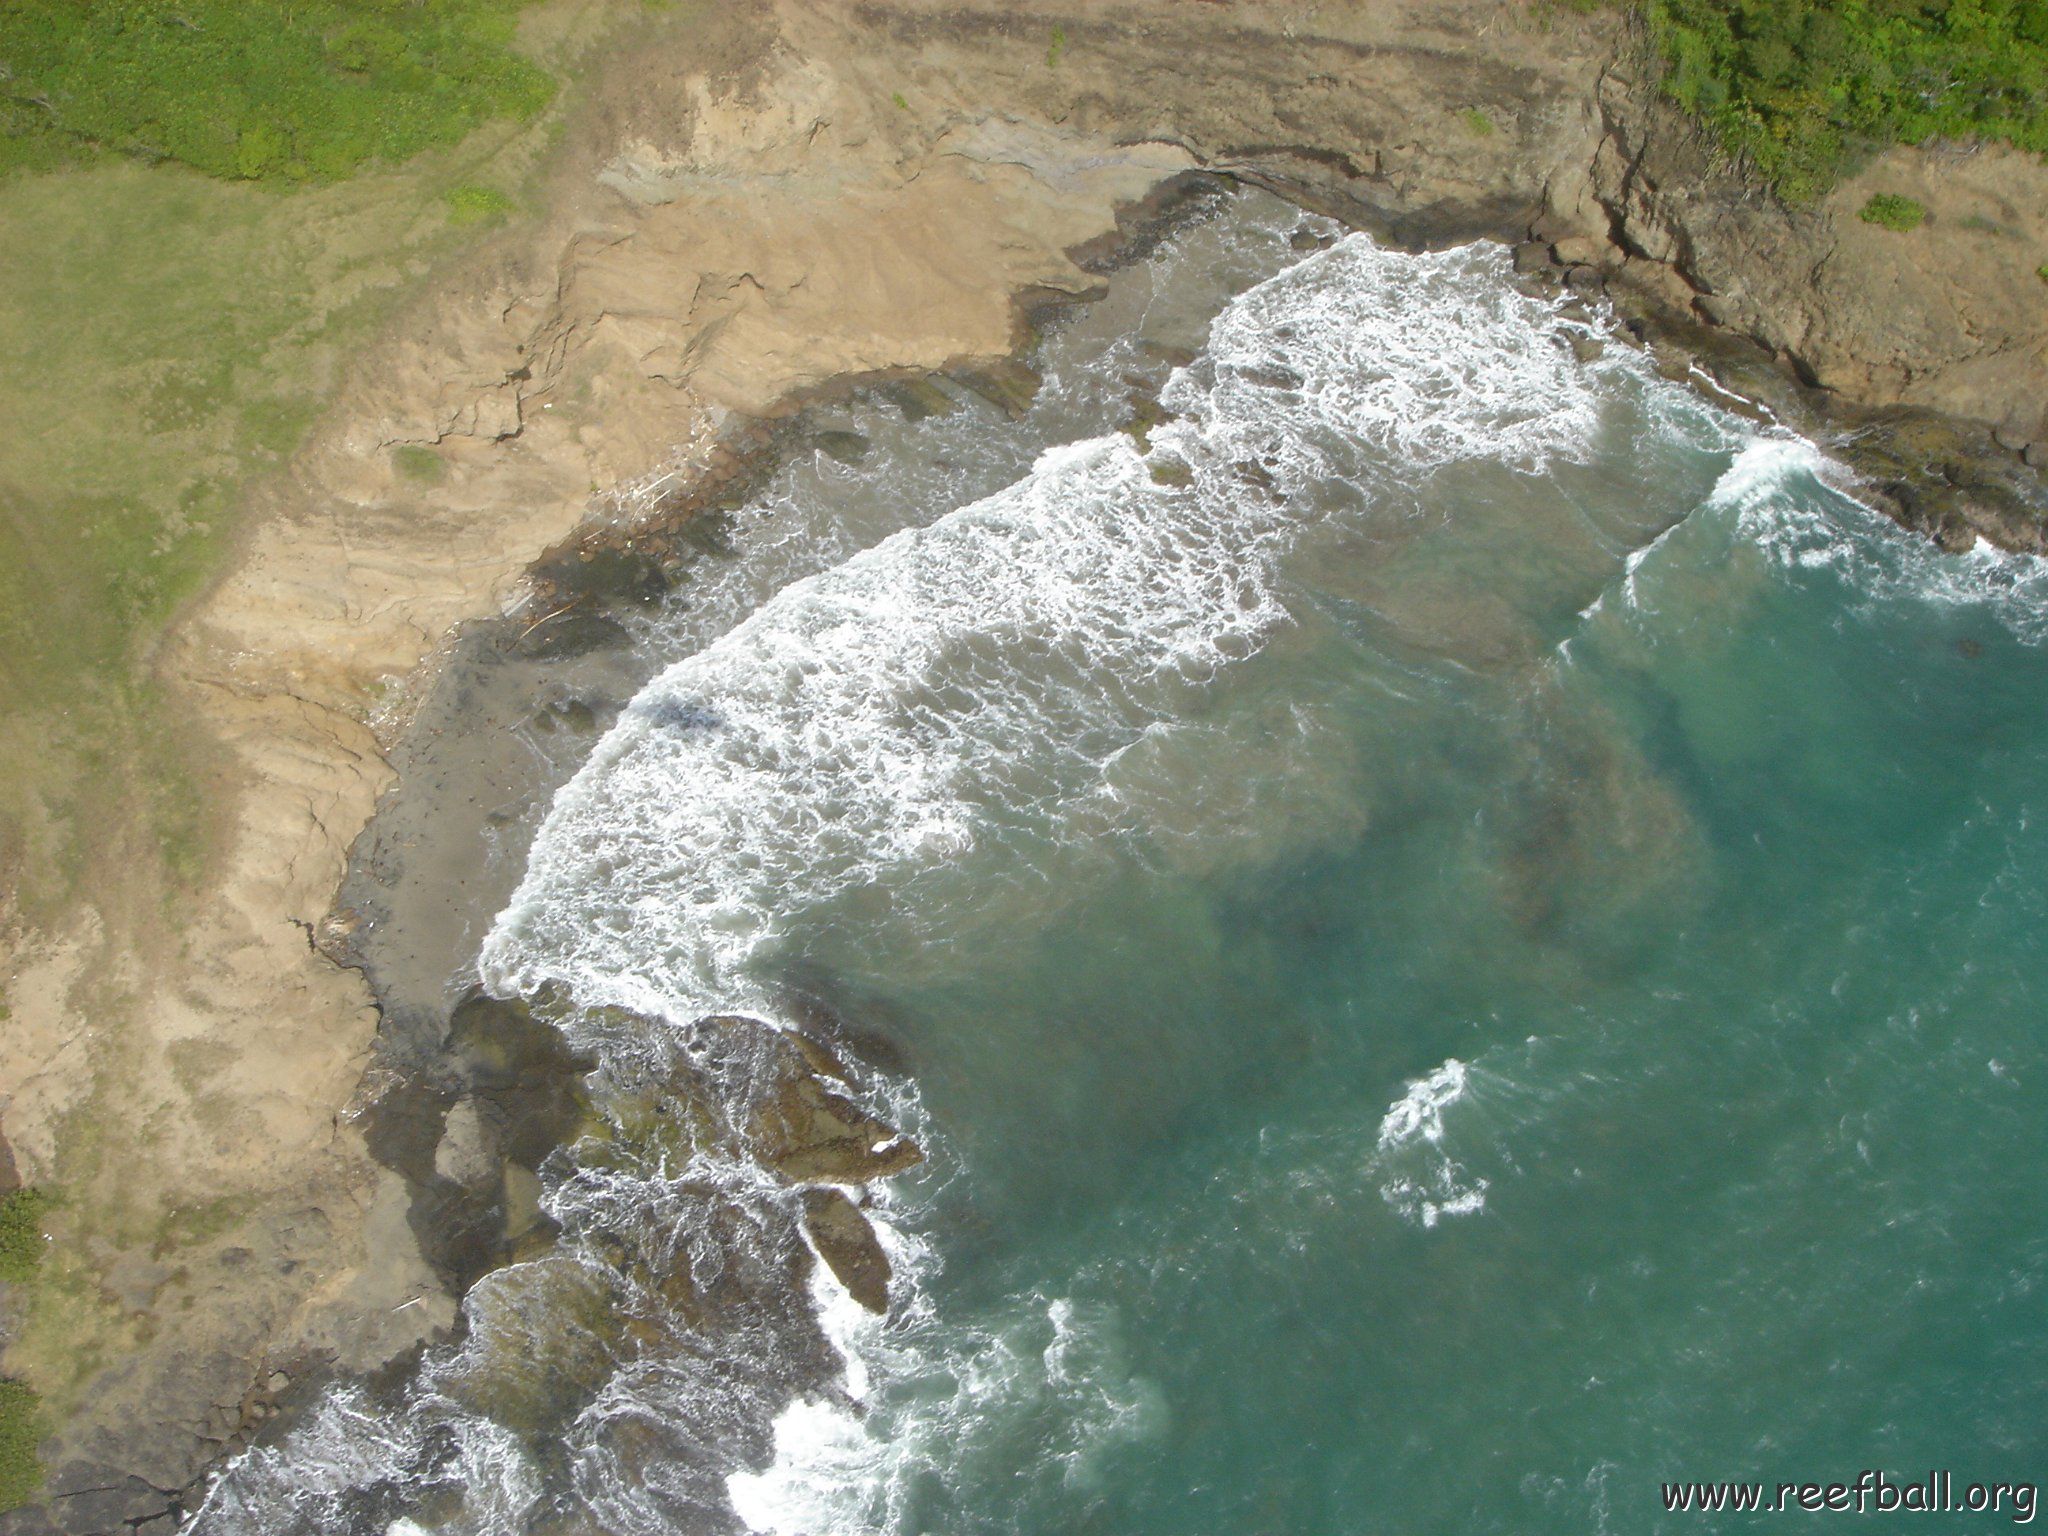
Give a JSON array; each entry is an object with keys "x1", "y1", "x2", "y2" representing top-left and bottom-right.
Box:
[
  {"x1": 3, "y1": 1, "x2": 2045, "y2": 1530},
  {"x1": 295, "y1": 175, "x2": 1251, "y2": 1485}
]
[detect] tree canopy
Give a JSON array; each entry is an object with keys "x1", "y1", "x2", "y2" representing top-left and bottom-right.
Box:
[{"x1": 1644, "y1": 0, "x2": 2048, "y2": 199}]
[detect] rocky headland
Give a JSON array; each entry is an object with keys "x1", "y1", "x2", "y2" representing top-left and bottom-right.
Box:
[{"x1": 1, "y1": 1, "x2": 2043, "y2": 1530}]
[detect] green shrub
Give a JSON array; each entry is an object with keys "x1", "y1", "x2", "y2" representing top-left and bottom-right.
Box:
[
  {"x1": 1638, "y1": 0, "x2": 2048, "y2": 202},
  {"x1": 1462, "y1": 107, "x2": 1498, "y2": 136},
  {"x1": 0, "y1": 2, "x2": 554, "y2": 185},
  {"x1": 1047, "y1": 24, "x2": 1066, "y2": 67},
  {"x1": 0, "y1": 1191, "x2": 51, "y2": 1284},
  {"x1": 0, "y1": 1379, "x2": 41, "y2": 1512},
  {"x1": 1859, "y1": 192, "x2": 1927, "y2": 231}
]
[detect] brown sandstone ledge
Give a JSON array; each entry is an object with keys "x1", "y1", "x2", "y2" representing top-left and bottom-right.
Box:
[{"x1": 1, "y1": 1, "x2": 2043, "y2": 1529}]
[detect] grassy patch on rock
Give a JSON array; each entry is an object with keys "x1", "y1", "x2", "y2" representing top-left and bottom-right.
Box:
[
  {"x1": 0, "y1": 1379, "x2": 43, "y2": 1511},
  {"x1": 395, "y1": 444, "x2": 449, "y2": 485},
  {"x1": 446, "y1": 183, "x2": 519, "y2": 225},
  {"x1": 0, "y1": 1190, "x2": 52, "y2": 1284}
]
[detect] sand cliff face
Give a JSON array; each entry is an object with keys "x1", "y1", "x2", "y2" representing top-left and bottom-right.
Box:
[{"x1": 0, "y1": 1, "x2": 2041, "y2": 1528}]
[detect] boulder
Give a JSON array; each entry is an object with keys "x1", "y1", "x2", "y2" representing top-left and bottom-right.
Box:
[{"x1": 811, "y1": 429, "x2": 871, "y2": 464}]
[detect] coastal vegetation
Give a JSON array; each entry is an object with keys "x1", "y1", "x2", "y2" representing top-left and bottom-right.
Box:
[
  {"x1": 0, "y1": 1, "x2": 552, "y2": 183},
  {"x1": 1632, "y1": 0, "x2": 2048, "y2": 200}
]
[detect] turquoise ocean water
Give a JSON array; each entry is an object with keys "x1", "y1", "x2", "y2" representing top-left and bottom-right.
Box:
[{"x1": 200, "y1": 194, "x2": 2048, "y2": 1535}]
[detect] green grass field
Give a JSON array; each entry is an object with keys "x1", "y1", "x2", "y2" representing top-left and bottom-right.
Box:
[{"x1": 0, "y1": 2, "x2": 553, "y2": 183}]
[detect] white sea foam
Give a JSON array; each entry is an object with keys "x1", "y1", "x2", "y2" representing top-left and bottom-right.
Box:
[
  {"x1": 728, "y1": 1275, "x2": 1165, "y2": 1536},
  {"x1": 193, "y1": 1383, "x2": 525, "y2": 1535},
  {"x1": 1702, "y1": 436, "x2": 2048, "y2": 643},
  {"x1": 218, "y1": 216, "x2": 2045, "y2": 1536},
  {"x1": 1588, "y1": 430, "x2": 2048, "y2": 661},
  {"x1": 1375, "y1": 1058, "x2": 1489, "y2": 1229},
  {"x1": 1162, "y1": 240, "x2": 1618, "y2": 478},
  {"x1": 725, "y1": 1214, "x2": 916, "y2": 1535}
]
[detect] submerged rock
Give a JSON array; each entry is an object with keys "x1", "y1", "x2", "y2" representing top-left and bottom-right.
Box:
[
  {"x1": 879, "y1": 375, "x2": 959, "y2": 421},
  {"x1": 564, "y1": 1009, "x2": 922, "y2": 1325},
  {"x1": 356, "y1": 993, "x2": 596, "y2": 1295},
  {"x1": 511, "y1": 609, "x2": 633, "y2": 661},
  {"x1": 1117, "y1": 389, "x2": 1177, "y2": 454},
  {"x1": 530, "y1": 696, "x2": 604, "y2": 736},
  {"x1": 1230, "y1": 362, "x2": 1306, "y2": 391},
  {"x1": 531, "y1": 543, "x2": 673, "y2": 608},
  {"x1": 800, "y1": 1188, "x2": 892, "y2": 1315},
  {"x1": 953, "y1": 358, "x2": 1044, "y2": 419},
  {"x1": 435, "y1": 1253, "x2": 629, "y2": 1440},
  {"x1": 755, "y1": 1072, "x2": 924, "y2": 1184},
  {"x1": 637, "y1": 695, "x2": 725, "y2": 732},
  {"x1": 1136, "y1": 338, "x2": 1198, "y2": 371}
]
